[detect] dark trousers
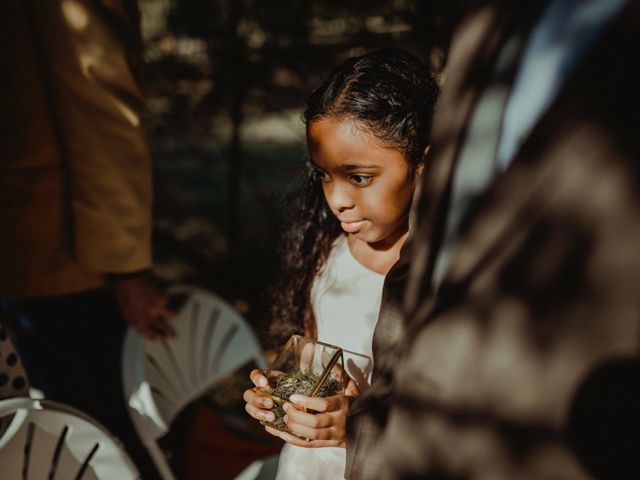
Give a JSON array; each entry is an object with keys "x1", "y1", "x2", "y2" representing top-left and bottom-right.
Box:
[{"x1": 1, "y1": 289, "x2": 160, "y2": 479}]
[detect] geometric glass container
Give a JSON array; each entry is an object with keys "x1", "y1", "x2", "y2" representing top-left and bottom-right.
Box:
[{"x1": 253, "y1": 335, "x2": 344, "y2": 438}]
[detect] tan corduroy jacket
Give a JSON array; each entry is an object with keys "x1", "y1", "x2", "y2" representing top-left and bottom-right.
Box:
[{"x1": 0, "y1": 0, "x2": 152, "y2": 297}]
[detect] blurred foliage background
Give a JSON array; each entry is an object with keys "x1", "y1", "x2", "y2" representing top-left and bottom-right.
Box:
[{"x1": 140, "y1": 0, "x2": 456, "y2": 333}]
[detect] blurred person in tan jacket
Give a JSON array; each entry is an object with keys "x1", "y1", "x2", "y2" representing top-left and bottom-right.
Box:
[{"x1": 0, "y1": 1, "x2": 171, "y2": 477}]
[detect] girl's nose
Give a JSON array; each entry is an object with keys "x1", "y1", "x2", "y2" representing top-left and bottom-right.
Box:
[{"x1": 324, "y1": 182, "x2": 354, "y2": 213}]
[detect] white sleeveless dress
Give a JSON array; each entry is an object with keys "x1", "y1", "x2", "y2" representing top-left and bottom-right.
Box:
[{"x1": 275, "y1": 235, "x2": 385, "y2": 480}]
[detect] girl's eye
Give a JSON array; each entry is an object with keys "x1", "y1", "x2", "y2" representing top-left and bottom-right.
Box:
[{"x1": 350, "y1": 175, "x2": 373, "y2": 186}]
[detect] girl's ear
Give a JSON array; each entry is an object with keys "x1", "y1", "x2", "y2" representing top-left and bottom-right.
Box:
[
  {"x1": 414, "y1": 145, "x2": 430, "y2": 179},
  {"x1": 422, "y1": 144, "x2": 431, "y2": 162}
]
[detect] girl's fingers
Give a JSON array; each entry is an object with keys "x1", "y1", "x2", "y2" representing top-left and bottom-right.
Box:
[
  {"x1": 265, "y1": 425, "x2": 288, "y2": 439},
  {"x1": 289, "y1": 393, "x2": 343, "y2": 413},
  {"x1": 250, "y1": 369, "x2": 268, "y2": 387},
  {"x1": 243, "y1": 388, "x2": 273, "y2": 409},
  {"x1": 265, "y1": 425, "x2": 326, "y2": 449},
  {"x1": 279, "y1": 431, "x2": 313, "y2": 447},
  {"x1": 265, "y1": 419, "x2": 345, "y2": 448},
  {"x1": 345, "y1": 379, "x2": 360, "y2": 397},
  {"x1": 283, "y1": 403, "x2": 334, "y2": 429},
  {"x1": 299, "y1": 342, "x2": 315, "y2": 371},
  {"x1": 321, "y1": 350, "x2": 344, "y2": 383},
  {"x1": 244, "y1": 402, "x2": 275, "y2": 422},
  {"x1": 243, "y1": 387, "x2": 276, "y2": 424},
  {"x1": 286, "y1": 420, "x2": 335, "y2": 441},
  {"x1": 279, "y1": 431, "x2": 344, "y2": 448}
]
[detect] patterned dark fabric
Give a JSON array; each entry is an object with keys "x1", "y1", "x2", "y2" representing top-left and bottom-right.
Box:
[
  {"x1": 346, "y1": 1, "x2": 640, "y2": 479},
  {"x1": 0, "y1": 317, "x2": 30, "y2": 401}
]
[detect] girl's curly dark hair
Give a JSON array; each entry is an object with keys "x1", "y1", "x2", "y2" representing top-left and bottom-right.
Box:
[{"x1": 265, "y1": 48, "x2": 439, "y2": 348}]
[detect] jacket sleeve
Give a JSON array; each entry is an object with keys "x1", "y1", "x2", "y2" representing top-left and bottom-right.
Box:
[{"x1": 29, "y1": 0, "x2": 152, "y2": 274}]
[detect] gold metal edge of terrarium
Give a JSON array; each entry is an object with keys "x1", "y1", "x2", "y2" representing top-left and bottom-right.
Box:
[
  {"x1": 257, "y1": 335, "x2": 345, "y2": 411},
  {"x1": 264, "y1": 335, "x2": 345, "y2": 396},
  {"x1": 307, "y1": 347, "x2": 343, "y2": 398},
  {"x1": 268, "y1": 335, "x2": 296, "y2": 374}
]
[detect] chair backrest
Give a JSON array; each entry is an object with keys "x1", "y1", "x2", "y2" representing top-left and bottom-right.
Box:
[
  {"x1": 122, "y1": 286, "x2": 267, "y2": 479},
  {"x1": 0, "y1": 398, "x2": 140, "y2": 480}
]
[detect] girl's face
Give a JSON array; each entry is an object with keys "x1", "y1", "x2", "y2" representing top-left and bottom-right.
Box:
[{"x1": 307, "y1": 117, "x2": 419, "y2": 249}]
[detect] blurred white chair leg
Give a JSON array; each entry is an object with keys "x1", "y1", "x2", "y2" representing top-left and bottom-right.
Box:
[{"x1": 145, "y1": 440, "x2": 176, "y2": 480}]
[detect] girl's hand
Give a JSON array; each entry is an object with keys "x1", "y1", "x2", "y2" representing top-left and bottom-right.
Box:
[
  {"x1": 243, "y1": 369, "x2": 276, "y2": 424},
  {"x1": 265, "y1": 379, "x2": 360, "y2": 448}
]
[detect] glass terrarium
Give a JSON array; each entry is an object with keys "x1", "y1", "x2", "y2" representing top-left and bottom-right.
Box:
[{"x1": 254, "y1": 335, "x2": 344, "y2": 438}]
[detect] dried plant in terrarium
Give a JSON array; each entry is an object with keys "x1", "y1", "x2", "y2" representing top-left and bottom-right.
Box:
[
  {"x1": 253, "y1": 335, "x2": 344, "y2": 437},
  {"x1": 258, "y1": 367, "x2": 342, "y2": 430}
]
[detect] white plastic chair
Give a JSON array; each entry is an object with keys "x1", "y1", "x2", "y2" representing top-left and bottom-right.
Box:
[
  {"x1": 122, "y1": 286, "x2": 268, "y2": 480},
  {"x1": 0, "y1": 397, "x2": 140, "y2": 480}
]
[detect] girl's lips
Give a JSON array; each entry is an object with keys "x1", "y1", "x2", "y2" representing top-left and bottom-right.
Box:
[{"x1": 341, "y1": 220, "x2": 365, "y2": 233}]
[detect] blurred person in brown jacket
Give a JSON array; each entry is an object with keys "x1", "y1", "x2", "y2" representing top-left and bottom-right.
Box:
[
  {"x1": 0, "y1": 1, "x2": 172, "y2": 477},
  {"x1": 346, "y1": 0, "x2": 640, "y2": 479}
]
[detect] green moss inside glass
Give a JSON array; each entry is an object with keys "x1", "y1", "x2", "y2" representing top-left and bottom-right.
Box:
[{"x1": 258, "y1": 368, "x2": 341, "y2": 431}]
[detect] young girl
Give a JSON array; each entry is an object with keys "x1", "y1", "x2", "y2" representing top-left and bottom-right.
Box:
[{"x1": 243, "y1": 48, "x2": 439, "y2": 479}]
